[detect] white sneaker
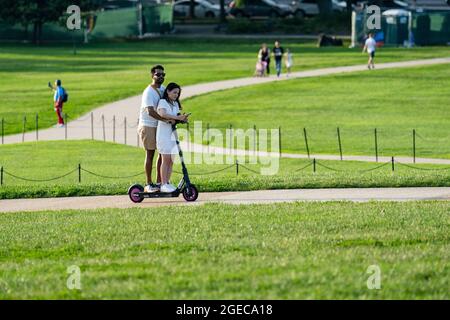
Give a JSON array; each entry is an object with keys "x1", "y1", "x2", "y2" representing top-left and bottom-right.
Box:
[
  {"x1": 160, "y1": 183, "x2": 176, "y2": 193},
  {"x1": 144, "y1": 183, "x2": 159, "y2": 193}
]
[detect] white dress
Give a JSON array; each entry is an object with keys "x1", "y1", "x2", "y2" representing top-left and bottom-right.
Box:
[
  {"x1": 285, "y1": 53, "x2": 293, "y2": 68},
  {"x1": 156, "y1": 99, "x2": 180, "y2": 155}
]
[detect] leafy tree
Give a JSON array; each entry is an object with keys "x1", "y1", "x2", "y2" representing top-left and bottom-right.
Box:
[{"x1": 0, "y1": 0, "x2": 101, "y2": 44}]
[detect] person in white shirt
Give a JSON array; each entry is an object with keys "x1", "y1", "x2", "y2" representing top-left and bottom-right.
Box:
[
  {"x1": 138, "y1": 65, "x2": 174, "y2": 193},
  {"x1": 156, "y1": 83, "x2": 189, "y2": 193},
  {"x1": 362, "y1": 33, "x2": 377, "y2": 70},
  {"x1": 285, "y1": 48, "x2": 293, "y2": 77}
]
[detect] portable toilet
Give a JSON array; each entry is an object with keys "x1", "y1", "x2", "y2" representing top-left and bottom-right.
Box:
[{"x1": 382, "y1": 9, "x2": 410, "y2": 45}]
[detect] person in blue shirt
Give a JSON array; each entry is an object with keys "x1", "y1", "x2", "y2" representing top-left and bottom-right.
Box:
[{"x1": 50, "y1": 79, "x2": 65, "y2": 127}]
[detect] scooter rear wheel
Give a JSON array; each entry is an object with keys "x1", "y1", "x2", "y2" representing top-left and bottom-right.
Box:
[
  {"x1": 128, "y1": 184, "x2": 144, "y2": 203},
  {"x1": 182, "y1": 184, "x2": 199, "y2": 202}
]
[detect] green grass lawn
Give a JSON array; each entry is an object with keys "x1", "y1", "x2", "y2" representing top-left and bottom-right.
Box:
[
  {"x1": 1, "y1": 140, "x2": 450, "y2": 199},
  {"x1": 0, "y1": 39, "x2": 449, "y2": 135},
  {"x1": 183, "y1": 64, "x2": 450, "y2": 159},
  {"x1": 0, "y1": 201, "x2": 448, "y2": 299}
]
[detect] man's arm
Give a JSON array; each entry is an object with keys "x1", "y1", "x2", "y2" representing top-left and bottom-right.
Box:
[{"x1": 147, "y1": 106, "x2": 171, "y2": 122}]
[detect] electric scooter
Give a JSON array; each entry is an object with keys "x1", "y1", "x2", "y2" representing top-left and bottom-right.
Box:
[{"x1": 128, "y1": 118, "x2": 198, "y2": 203}]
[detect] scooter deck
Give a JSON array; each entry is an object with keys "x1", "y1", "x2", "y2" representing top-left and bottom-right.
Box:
[{"x1": 138, "y1": 190, "x2": 181, "y2": 198}]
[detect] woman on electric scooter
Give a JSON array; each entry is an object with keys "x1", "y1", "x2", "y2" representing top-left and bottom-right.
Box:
[{"x1": 156, "y1": 82, "x2": 189, "y2": 193}]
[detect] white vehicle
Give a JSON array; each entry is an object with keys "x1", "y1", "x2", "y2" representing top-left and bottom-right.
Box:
[
  {"x1": 173, "y1": 0, "x2": 222, "y2": 18},
  {"x1": 331, "y1": 0, "x2": 348, "y2": 12}
]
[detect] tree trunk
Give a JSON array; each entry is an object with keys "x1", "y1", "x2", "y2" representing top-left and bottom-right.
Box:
[
  {"x1": 33, "y1": 22, "x2": 38, "y2": 44},
  {"x1": 220, "y1": 0, "x2": 226, "y2": 24},
  {"x1": 189, "y1": 0, "x2": 195, "y2": 19},
  {"x1": 346, "y1": 0, "x2": 353, "y2": 15}
]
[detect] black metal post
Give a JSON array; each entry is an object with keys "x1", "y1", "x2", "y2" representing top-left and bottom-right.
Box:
[
  {"x1": 206, "y1": 123, "x2": 210, "y2": 153},
  {"x1": 253, "y1": 124, "x2": 257, "y2": 154},
  {"x1": 22, "y1": 115, "x2": 26, "y2": 142},
  {"x1": 391, "y1": 156, "x2": 395, "y2": 172},
  {"x1": 303, "y1": 128, "x2": 310, "y2": 158},
  {"x1": 278, "y1": 126, "x2": 282, "y2": 157},
  {"x1": 337, "y1": 127, "x2": 343, "y2": 160},
  {"x1": 35, "y1": 113, "x2": 39, "y2": 141},
  {"x1": 236, "y1": 160, "x2": 239, "y2": 175},
  {"x1": 78, "y1": 164, "x2": 81, "y2": 183},
  {"x1": 1, "y1": 166, "x2": 3, "y2": 186},
  {"x1": 229, "y1": 124, "x2": 233, "y2": 156},
  {"x1": 313, "y1": 158, "x2": 316, "y2": 173},
  {"x1": 113, "y1": 116, "x2": 116, "y2": 143},
  {"x1": 413, "y1": 129, "x2": 416, "y2": 164},
  {"x1": 374, "y1": 128, "x2": 378, "y2": 162},
  {"x1": 102, "y1": 115, "x2": 105, "y2": 142}
]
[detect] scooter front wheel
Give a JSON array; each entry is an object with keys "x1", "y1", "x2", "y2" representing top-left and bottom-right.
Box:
[
  {"x1": 182, "y1": 184, "x2": 199, "y2": 202},
  {"x1": 128, "y1": 184, "x2": 144, "y2": 203}
]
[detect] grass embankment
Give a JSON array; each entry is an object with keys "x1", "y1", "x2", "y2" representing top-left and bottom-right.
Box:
[
  {"x1": 1, "y1": 39, "x2": 449, "y2": 135},
  {"x1": 0, "y1": 201, "x2": 448, "y2": 299},
  {"x1": 183, "y1": 64, "x2": 450, "y2": 159},
  {"x1": 1, "y1": 140, "x2": 449, "y2": 199}
]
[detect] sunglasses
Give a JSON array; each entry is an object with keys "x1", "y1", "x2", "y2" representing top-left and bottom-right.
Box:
[{"x1": 154, "y1": 72, "x2": 166, "y2": 77}]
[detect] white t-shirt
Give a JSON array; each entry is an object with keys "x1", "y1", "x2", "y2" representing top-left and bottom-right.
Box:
[
  {"x1": 156, "y1": 99, "x2": 180, "y2": 155},
  {"x1": 365, "y1": 38, "x2": 376, "y2": 53},
  {"x1": 139, "y1": 85, "x2": 165, "y2": 128}
]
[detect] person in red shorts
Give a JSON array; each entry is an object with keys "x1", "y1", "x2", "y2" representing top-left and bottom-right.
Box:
[{"x1": 49, "y1": 79, "x2": 65, "y2": 127}]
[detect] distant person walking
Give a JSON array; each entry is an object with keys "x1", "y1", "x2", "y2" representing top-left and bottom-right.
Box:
[
  {"x1": 285, "y1": 48, "x2": 293, "y2": 77},
  {"x1": 363, "y1": 32, "x2": 377, "y2": 70},
  {"x1": 272, "y1": 40, "x2": 285, "y2": 77},
  {"x1": 258, "y1": 43, "x2": 271, "y2": 75},
  {"x1": 48, "y1": 79, "x2": 66, "y2": 127}
]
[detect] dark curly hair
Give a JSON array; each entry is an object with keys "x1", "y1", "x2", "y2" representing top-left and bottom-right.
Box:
[{"x1": 162, "y1": 82, "x2": 182, "y2": 110}]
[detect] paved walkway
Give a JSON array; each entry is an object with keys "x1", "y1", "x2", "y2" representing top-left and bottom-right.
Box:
[
  {"x1": 3, "y1": 57, "x2": 450, "y2": 166},
  {"x1": 2, "y1": 58, "x2": 450, "y2": 211},
  {"x1": 1, "y1": 187, "x2": 449, "y2": 213}
]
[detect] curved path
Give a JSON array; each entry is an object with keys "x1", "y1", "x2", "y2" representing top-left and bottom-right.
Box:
[
  {"x1": 1, "y1": 187, "x2": 449, "y2": 213},
  {"x1": 3, "y1": 57, "x2": 450, "y2": 165}
]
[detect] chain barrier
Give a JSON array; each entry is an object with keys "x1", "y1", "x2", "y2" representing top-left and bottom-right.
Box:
[
  {"x1": 315, "y1": 161, "x2": 344, "y2": 172},
  {"x1": 173, "y1": 164, "x2": 236, "y2": 176},
  {"x1": 2, "y1": 168, "x2": 78, "y2": 182},
  {"x1": 239, "y1": 164, "x2": 261, "y2": 174},
  {"x1": 1, "y1": 158, "x2": 449, "y2": 186},
  {"x1": 81, "y1": 168, "x2": 145, "y2": 179},
  {"x1": 357, "y1": 161, "x2": 391, "y2": 173},
  {"x1": 294, "y1": 161, "x2": 313, "y2": 172},
  {"x1": 395, "y1": 161, "x2": 450, "y2": 171}
]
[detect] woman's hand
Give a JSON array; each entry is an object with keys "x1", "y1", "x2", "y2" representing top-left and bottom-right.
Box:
[{"x1": 177, "y1": 114, "x2": 189, "y2": 122}]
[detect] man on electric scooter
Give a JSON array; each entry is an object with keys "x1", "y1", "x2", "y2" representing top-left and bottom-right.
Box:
[{"x1": 137, "y1": 65, "x2": 174, "y2": 193}]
